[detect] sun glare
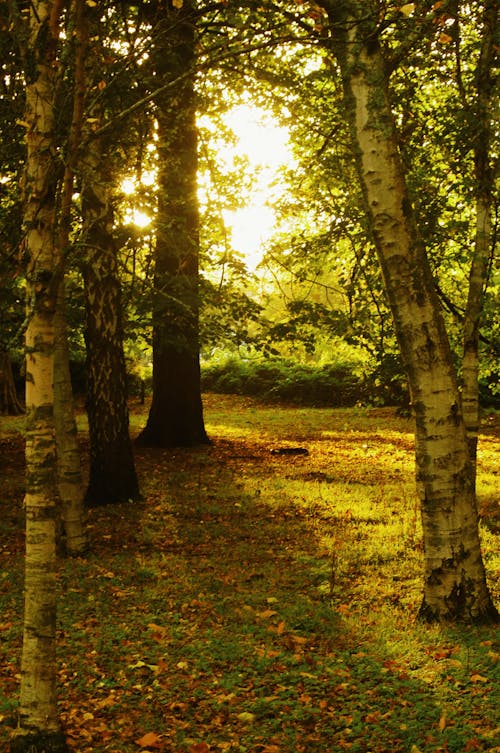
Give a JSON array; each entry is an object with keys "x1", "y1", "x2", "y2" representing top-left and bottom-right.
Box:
[
  {"x1": 120, "y1": 105, "x2": 293, "y2": 258},
  {"x1": 121, "y1": 177, "x2": 136, "y2": 195},
  {"x1": 125, "y1": 208, "x2": 151, "y2": 228},
  {"x1": 200, "y1": 103, "x2": 293, "y2": 270},
  {"x1": 121, "y1": 174, "x2": 155, "y2": 229}
]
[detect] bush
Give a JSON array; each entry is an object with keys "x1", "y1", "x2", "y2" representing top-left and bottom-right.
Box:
[{"x1": 201, "y1": 356, "x2": 373, "y2": 407}]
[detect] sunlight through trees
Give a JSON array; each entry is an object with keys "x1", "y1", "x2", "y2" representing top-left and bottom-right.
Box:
[{"x1": 0, "y1": 0, "x2": 498, "y2": 749}]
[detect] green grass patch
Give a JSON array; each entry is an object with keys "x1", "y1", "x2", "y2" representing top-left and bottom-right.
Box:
[{"x1": 0, "y1": 394, "x2": 498, "y2": 753}]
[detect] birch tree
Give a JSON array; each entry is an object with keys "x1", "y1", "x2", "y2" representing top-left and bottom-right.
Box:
[
  {"x1": 460, "y1": 0, "x2": 498, "y2": 467},
  {"x1": 54, "y1": 0, "x2": 87, "y2": 552},
  {"x1": 11, "y1": 0, "x2": 70, "y2": 749},
  {"x1": 318, "y1": 0, "x2": 498, "y2": 622},
  {"x1": 80, "y1": 2, "x2": 140, "y2": 505}
]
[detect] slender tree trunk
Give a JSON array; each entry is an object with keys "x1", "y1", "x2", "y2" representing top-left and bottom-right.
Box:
[
  {"x1": 11, "y1": 1, "x2": 69, "y2": 750},
  {"x1": 137, "y1": 0, "x2": 209, "y2": 448},
  {"x1": 461, "y1": 0, "x2": 498, "y2": 466},
  {"x1": 324, "y1": 2, "x2": 497, "y2": 622},
  {"x1": 54, "y1": 0, "x2": 87, "y2": 552},
  {"x1": 0, "y1": 350, "x2": 24, "y2": 415},
  {"x1": 54, "y1": 280, "x2": 87, "y2": 553},
  {"x1": 81, "y1": 136, "x2": 140, "y2": 505}
]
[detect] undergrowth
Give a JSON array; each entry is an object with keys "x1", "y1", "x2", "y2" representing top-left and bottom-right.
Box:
[
  {"x1": 200, "y1": 356, "x2": 408, "y2": 408},
  {"x1": 0, "y1": 395, "x2": 498, "y2": 753}
]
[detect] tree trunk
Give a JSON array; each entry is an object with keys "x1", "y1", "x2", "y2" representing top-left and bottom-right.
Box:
[
  {"x1": 54, "y1": 280, "x2": 88, "y2": 553},
  {"x1": 461, "y1": 0, "x2": 498, "y2": 467},
  {"x1": 11, "y1": 1, "x2": 69, "y2": 750},
  {"x1": 53, "y1": 0, "x2": 87, "y2": 553},
  {"x1": 324, "y1": 2, "x2": 497, "y2": 623},
  {"x1": 136, "y1": 0, "x2": 209, "y2": 448},
  {"x1": 0, "y1": 350, "x2": 24, "y2": 415},
  {"x1": 81, "y1": 135, "x2": 140, "y2": 505}
]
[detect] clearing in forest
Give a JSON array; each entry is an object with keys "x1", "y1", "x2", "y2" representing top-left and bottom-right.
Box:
[{"x1": 0, "y1": 394, "x2": 499, "y2": 752}]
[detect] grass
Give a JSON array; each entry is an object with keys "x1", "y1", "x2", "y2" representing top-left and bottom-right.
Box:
[{"x1": 0, "y1": 394, "x2": 499, "y2": 753}]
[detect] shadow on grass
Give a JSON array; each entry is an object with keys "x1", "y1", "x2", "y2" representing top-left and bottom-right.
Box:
[{"x1": 0, "y1": 404, "x2": 498, "y2": 753}]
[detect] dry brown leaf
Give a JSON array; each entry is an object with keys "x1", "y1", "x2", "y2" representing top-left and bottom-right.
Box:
[
  {"x1": 135, "y1": 731, "x2": 161, "y2": 749},
  {"x1": 189, "y1": 743, "x2": 210, "y2": 753}
]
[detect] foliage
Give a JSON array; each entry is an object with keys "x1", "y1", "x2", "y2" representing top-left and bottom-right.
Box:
[
  {"x1": 200, "y1": 354, "x2": 409, "y2": 408},
  {"x1": 0, "y1": 14, "x2": 25, "y2": 361},
  {"x1": 1, "y1": 0, "x2": 497, "y2": 402},
  {"x1": 1, "y1": 395, "x2": 498, "y2": 752}
]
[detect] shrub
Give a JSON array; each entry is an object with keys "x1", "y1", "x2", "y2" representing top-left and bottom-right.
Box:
[{"x1": 201, "y1": 356, "x2": 371, "y2": 407}]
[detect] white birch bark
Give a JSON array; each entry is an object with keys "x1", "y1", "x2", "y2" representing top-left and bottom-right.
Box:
[
  {"x1": 54, "y1": 280, "x2": 88, "y2": 555},
  {"x1": 11, "y1": 1, "x2": 70, "y2": 750},
  {"x1": 323, "y1": 2, "x2": 497, "y2": 622}
]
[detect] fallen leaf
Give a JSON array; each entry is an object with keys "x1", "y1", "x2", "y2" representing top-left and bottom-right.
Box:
[
  {"x1": 257, "y1": 609, "x2": 277, "y2": 619},
  {"x1": 135, "y1": 731, "x2": 161, "y2": 749},
  {"x1": 470, "y1": 673, "x2": 488, "y2": 683},
  {"x1": 189, "y1": 743, "x2": 210, "y2": 753}
]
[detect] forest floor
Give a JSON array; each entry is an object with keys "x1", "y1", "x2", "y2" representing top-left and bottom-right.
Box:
[{"x1": 0, "y1": 394, "x2": 499, "y2": 753}]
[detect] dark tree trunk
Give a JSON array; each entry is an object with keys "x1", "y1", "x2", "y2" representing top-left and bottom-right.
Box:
[
  {"x1": 140, "y1": 341, "x2": 208, "y2": 447},
  {"x1": 136, "y1": 0, "x2": 209, "y2": 449},
  {"x1": 0, "y1": 350, "x2": 24, "y2": 415},
  {"x1": 82, "y1": 149, "x2": 140, "y2": 506}
]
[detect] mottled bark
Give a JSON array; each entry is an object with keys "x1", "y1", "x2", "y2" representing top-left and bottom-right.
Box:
[
  {"x1": 323, "y1": 1, "x2": 497, "y2": 622},
  {"x1": 79, "y1": 1, "x2": 139, "y2": 506},
  {"x1": 81, "y1": 138, "x2": 140, "y2": 505},
  {"x1": 136, "y1": 0, "x2": 209, "y2": 448},
  {"x1": 11, "y1": 1, "x2": 70, "y2": 750}
]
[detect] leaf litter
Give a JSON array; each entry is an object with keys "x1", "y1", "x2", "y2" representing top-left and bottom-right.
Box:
[{"x1": 0, "y1": 394, "x2": 499, "y2": 752}]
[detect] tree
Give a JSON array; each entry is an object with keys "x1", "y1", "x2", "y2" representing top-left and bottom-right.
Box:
[
  {"x1": 81, "y1": 137, "x2": 141, "y2": 504},
  {"x1": 459, "y1": 0, "x2": 498, "y2": 466},
  {"x1": 54, "y1": 0, "x2": 88, "y2": 552},
  {"x1": 0, "y1": 9, "x2": 27, "y2": 417},
  {"x1": 319, "y1": 0, "x2": 497, "y2": 622},
  {"x1": 10, "y1": 0, "x2": 70, "y2": 749},
  {"x1": 137, "y1": 0, "x2": 209, "y2": 448},
  {"x1": 80, "y1": 2, "x2": 140, "y2": 505},
  {"x1": 0, "y1": 350, "x2": 23, "y2": 414}
]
